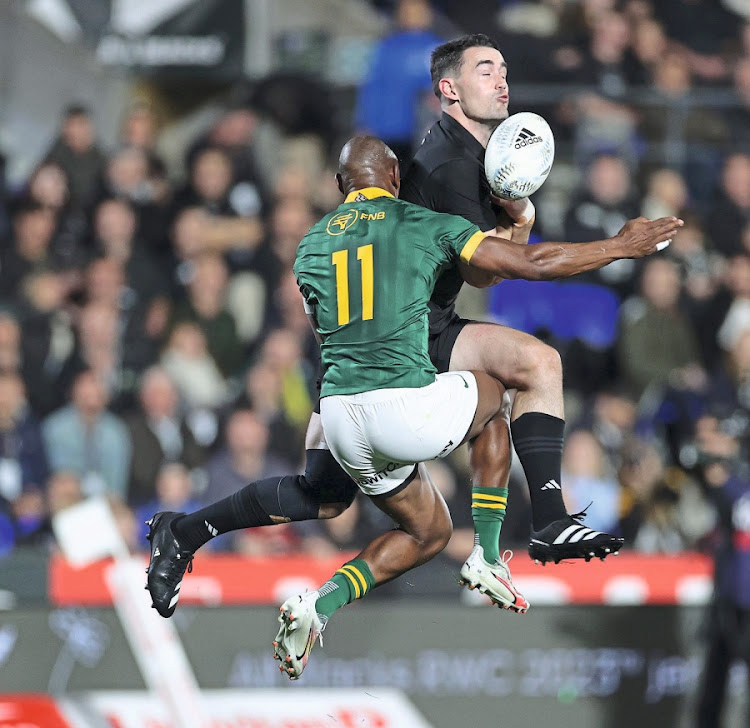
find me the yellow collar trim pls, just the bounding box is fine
[344,187,395,203]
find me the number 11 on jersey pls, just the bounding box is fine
[332,244,374,325]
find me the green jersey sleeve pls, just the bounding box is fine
[415,208,486,266]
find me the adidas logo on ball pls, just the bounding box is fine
[514,127,543,149]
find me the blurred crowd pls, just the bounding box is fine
[0,0,749,564]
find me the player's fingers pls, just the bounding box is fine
[645,219,681,242]
[650,216,683,232]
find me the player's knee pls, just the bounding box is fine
[521,339,561,382]
[424,509,453,558]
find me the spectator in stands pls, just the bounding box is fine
[667,215,727,371]
[125,366,204,506]
[708,153,750,257]
[573,386,639,469]
[75,302,124,405]
[42,370,131,500]
[26,161,86,253]
[179,147,236,215]
[641,168,689,220]
[169,201,263,272]
[175,144,265,251]
[92,198,166,303]
[562,429,621,533]
[700,330,750,446]
[0,372,49,503]
[187,105,270,218]
[273,270,314,341]
[560,11,643,164]
[717,254,750,353]
[43,104,106,213]
[693,413,750,728]
[0,149,7,241]
[257,329,313,431]
[570,10,644,91]
[261,198,317,296]
[630,17,668,83]
[618,257,704,400]
[355,0,442,162]
[564,154,640,298]
[618,436,709,551]
[15,273,78,417]
[0,201,63,300]
[102,147,151,205]
[724,56,750,151]
[201,408,296,510]
[26,470,86,549]
[0,313,22,376]
[119,101,164,171]
[101,146,173,253]
[169,253,242,378]
[82,257,159,387]
[653,0,736,82]
[234,362,305,467]
[46,471,84,517]
[135,463,203,546]
[640,49,728,199]
[160,321,228,413]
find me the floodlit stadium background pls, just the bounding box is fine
[0,0,749,726]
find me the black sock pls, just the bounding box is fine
[510,412,568,531]
[173,474,321,551]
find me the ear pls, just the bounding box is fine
[438,77,459,102]
[391,162,401,196]
[335,172,345,196]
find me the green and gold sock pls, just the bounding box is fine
[315,558,376,619]
[471,486,508,563]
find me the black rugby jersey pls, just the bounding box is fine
[400,112,500,334]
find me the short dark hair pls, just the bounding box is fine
[62,103,91,119]
[10,197,44,220]
[430,34,500,98]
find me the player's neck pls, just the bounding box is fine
[443,105,495,148]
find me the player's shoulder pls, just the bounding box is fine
[406,140,480,200]
[411,119,478,169]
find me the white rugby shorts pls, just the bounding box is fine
[319,371,478,496]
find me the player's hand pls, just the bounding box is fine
[614,216,683,258]
[491,195,536,225]
[490,195,535,226]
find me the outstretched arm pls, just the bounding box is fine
[461,198,535,288]
[464,216,682,282]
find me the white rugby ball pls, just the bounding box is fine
[485,111,555,200]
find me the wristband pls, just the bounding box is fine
[513,198,535,227]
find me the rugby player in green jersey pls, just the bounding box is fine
[271,136,681,678]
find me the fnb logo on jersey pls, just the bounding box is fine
[514,127,543,149]
[327,210,359,235]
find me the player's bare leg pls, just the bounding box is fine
[450,324,623,563]
[273,468,452,679]
[454,373,528,611]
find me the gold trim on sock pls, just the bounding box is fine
[341,565,368,596]
[335,568,361,598]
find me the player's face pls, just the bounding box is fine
[454,46,509,126]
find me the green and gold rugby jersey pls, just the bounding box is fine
[294,187,485,397]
